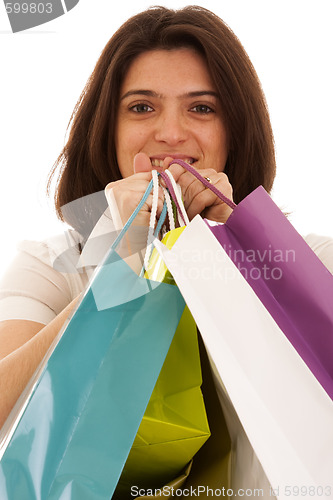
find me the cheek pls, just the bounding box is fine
[210,124,229,171]
[204,124,227,151]
[119,123,148,151]
[115,124,130,175]
[115,120,128,146]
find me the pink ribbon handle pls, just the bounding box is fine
[168,159,237,210]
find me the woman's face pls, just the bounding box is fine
[115,48,228,178]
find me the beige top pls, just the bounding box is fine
[0,209,332,325]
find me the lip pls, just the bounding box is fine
[149,154,197,162]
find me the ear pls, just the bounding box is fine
[134,153,152,173]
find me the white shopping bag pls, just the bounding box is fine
[154,215,333,500]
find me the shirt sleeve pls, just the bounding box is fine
[0,231,86,325]
[304,233,333,274]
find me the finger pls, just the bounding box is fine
[163,156,177,170]
[166,162,187,183]
[186,188,219,219]
[189,172,232,204]
[186,176,233,220]
[142,192,165,217]
[178,169,231,200]
[134,152,153,173]
[106,171,153,192]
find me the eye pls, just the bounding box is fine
[130,103,154,113]
[190,104,214,114]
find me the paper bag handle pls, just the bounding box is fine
[159,170,189,226]
[168,159,237,210]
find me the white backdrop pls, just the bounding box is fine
[0,0,332,278]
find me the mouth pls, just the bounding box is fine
[150,157,196,168]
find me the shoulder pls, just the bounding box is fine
[304,233,333,274]
[16,228,83,268]
[0,228,88,324]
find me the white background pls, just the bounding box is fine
[0,0,332,277]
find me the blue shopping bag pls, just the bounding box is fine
[0,181,185,500]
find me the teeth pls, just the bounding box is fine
[151,159,164,168]
[150,158,194,167]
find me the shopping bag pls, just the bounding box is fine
[136,334,234,499]
[0,249,185,500]
[115,306,210,497]
[136,331,273,499]
[168,159,333,399]
[0,181,186,500]
[114,228,210,497]
[154,215,333,498]
[209,185,333,399]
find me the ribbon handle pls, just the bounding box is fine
[169,159,237,210]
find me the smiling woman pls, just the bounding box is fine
[46,4,276,236]
[115,48,228,178]
[112,48,231,224]
[0,4,332,498]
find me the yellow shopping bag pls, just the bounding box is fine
[115,228,211,497]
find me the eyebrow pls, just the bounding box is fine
[120,90,219,100]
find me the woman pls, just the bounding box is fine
[0,4,332,437]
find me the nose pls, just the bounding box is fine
[154,109,189,146]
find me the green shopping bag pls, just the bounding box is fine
[115,228,211,497]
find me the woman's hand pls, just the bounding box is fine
[105,153,165,227]
[105,153,234,228]
[165,158,234,223]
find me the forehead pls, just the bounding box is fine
[120,48,216,95]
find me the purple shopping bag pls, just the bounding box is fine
[212,187,333,400]
[169,160,333,400]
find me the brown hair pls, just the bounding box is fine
[48,5,276,234]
